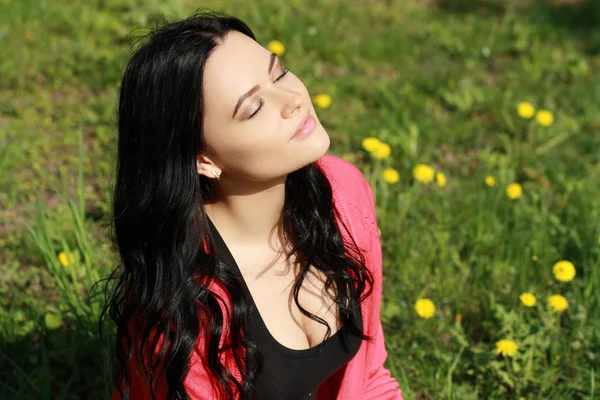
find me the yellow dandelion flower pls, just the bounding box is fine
[361,137,382,153]
[495,339,519,357]
[372,142,391,160]
[506,183,522,200]
[313,93,332,109]
[435,172,447,187]
[382,168,400,184]
[548,294,569,313]
[552,260,576,282]
[454,313,463,323]
[414,298,436,319]
[517,102,535,119]
[58,251,75,267]
[536,110,554,127]
[485,175,496,187]
[532,255,539,261]
[267,40,285,56]
[519,292,536,307]
[413,164,435,183]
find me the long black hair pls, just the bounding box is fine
[100,9,375,400]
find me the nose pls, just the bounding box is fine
[279,89,303,118]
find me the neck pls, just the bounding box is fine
[204,175,288,248]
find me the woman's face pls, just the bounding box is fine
[198,31,330,183]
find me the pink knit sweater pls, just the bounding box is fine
[112,154,403,400]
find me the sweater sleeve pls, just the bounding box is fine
[110,318,223,400]
[110,346,220,400]
[364,320,403,399]
[361,172,404,400]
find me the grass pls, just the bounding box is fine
[1,0,599,398]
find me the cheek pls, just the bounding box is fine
[215,125,287,172]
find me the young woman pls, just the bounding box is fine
[103,9,403,400]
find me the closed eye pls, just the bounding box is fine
[274,67,289,82]
[248,67,290,119]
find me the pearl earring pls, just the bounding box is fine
[212,169,220,180]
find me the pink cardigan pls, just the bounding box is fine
[112,154,403,400]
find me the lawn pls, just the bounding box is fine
[1,0,599,398]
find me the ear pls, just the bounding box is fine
[196,153,221,179]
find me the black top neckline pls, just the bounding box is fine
[207,216,361,359]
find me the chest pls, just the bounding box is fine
[231,247,343,351]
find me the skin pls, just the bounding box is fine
[196,31,340,350]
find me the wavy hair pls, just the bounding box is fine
[100,9,374,400]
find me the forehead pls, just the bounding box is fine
[203,31,270,113]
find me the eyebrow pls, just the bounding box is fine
[231,52,278,119]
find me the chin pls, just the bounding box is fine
[307,125,331,161]
[290,126,331,171]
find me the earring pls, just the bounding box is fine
[212,169,220,180]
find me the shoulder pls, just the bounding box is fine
[315,154,372,200]
[315,154,377,235]
[316,154,366,180]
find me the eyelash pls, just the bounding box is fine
[248,67,290,119]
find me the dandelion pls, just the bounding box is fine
[435,172,447,187]
[372,142,391,160]
[485,175,496,187]
[517,102,535,119]
[548,294,569,313]
[267,40,285,56]
[313,94,332,109]
[495,339,519,357]
[454,313,463,323]
[506,183,522,200]
[414,298,436,319]
[413,164,435,183]
[361,137,382,153]
[382,168,400,184]
[519,292,536,307]
[361,137,391,160]
[536,110,554,127]
[58,251,76,267]
[552,260,576,282]
[532,255,539,261]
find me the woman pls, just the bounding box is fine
[103,9,403,400]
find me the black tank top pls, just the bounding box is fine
[207,218,363,399]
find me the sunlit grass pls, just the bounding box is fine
[1,0,599,398]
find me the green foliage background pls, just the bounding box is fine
[1,0,599,398]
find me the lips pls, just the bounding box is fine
[291,110,316,140]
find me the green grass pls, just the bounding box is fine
[1,0,599,398]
